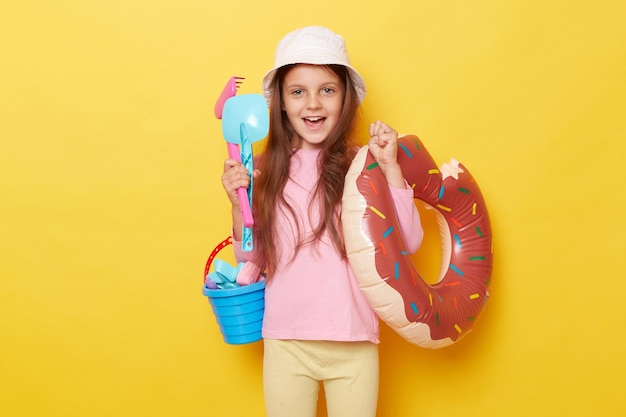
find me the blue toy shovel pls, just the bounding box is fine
[221,94,269,251]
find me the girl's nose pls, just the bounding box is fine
[306,93,322,109]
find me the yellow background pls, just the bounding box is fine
[2,1,625,416]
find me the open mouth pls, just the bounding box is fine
[303,116,326,128]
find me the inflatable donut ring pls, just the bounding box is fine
[342,135,493,349]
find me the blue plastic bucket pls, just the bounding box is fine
[202,279,265,345]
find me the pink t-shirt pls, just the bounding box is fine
[234,148,423,343]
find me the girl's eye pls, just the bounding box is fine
[291,89,304,96]
[322,87,334,94]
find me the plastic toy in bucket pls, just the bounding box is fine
[202,236,265,345]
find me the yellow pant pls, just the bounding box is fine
[263,339,379,417]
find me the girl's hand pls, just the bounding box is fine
[368,120,398,167]
[221,159,260,208]
[368,121,405,188]
[221,159,260,241]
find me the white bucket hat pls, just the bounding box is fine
[262,26,366,104]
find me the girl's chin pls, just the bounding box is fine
[297,137,327,149]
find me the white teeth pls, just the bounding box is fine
[305,117,323,121]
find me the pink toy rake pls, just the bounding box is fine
[214,77,269,251]
[214,76,253,228]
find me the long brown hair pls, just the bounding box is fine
[253,64,361,275]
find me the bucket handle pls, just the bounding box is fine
[203,236,232,282]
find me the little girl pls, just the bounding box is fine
[221,26,423,417]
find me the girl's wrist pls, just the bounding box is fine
[381,163,405,188]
